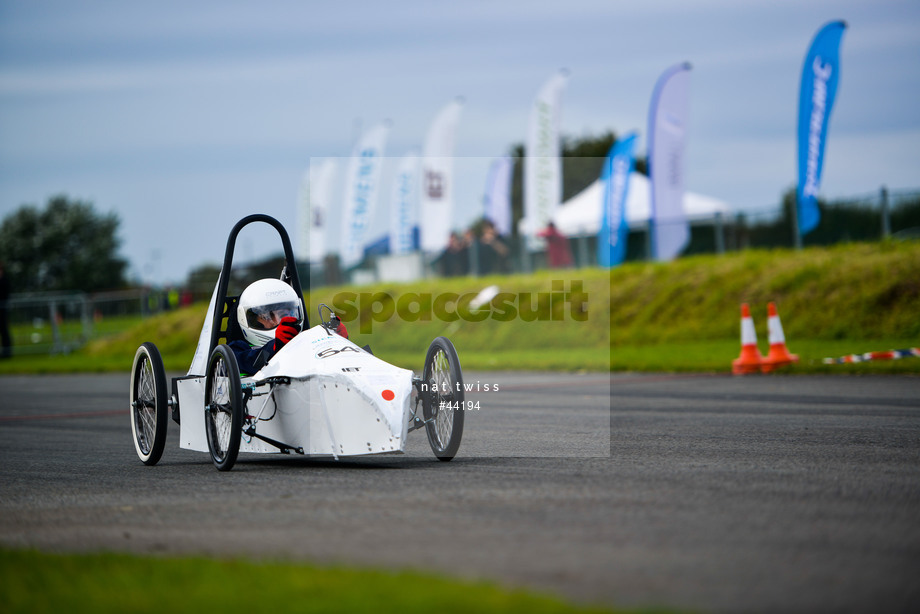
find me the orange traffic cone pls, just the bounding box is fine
[732,303,763,375]
[761,302,799,373]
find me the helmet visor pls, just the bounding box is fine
[245,301,303,331]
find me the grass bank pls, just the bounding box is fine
[1,242,918,375]
[0,549,631,614]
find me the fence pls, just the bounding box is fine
[502,186,920,272]
[322,186,920,285]
[4,288,178,356]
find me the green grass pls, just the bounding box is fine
[1,242,918,375]
[7,313,144,356]
[0,549,646,614]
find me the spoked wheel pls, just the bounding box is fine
[130,342,168,465]
[204,344,243,471]
[422,337,465,461]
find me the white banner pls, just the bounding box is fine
[483,155,513,237]
[524,70,568,239]
[648,62,692,261]
[389,152,419,255]
[419,98,463,253]
[303,158,337,263]
[296,170,311,262]
[340,123,389,269]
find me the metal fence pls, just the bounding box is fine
[336,186,920,284]
[4,288,177,356]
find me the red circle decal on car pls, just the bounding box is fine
[381,389,395,401]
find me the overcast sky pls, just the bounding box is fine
[1,0,918,285]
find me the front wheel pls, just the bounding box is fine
[130,342,168,465]
[204,344,243,471]
[422,337,465,461]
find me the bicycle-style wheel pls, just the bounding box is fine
[204,344,243,471]
[421,337,465,461]
[130,342,168,465]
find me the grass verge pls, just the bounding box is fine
[0,548,649,614]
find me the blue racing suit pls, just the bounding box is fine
[228,339,278,376]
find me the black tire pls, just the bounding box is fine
[422,337,465,461]
[204,344,243,471]
[130,342,168,466]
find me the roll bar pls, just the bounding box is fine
[207,214,308,357]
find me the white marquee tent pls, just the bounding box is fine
[550,172,732,237]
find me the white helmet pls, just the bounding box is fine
[237,279,303,346]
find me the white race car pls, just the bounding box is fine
[129,214,464,471]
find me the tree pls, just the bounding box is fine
[184,263,223,302]
[0,196,128,293]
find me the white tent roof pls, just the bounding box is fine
[550,172,732,237]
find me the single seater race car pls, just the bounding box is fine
[129,214,464,471]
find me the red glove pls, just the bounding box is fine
[335,321,348,339]
[273,316,300,352]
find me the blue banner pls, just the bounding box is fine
[598,132,637,267]
[797,21,846,236]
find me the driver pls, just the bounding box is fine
[231,279,304,375]
[231,278,347,375]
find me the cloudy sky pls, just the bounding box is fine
[1,0,918,284]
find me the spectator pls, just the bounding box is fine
[537,222,574,269]
[479,220,509,274]
[438,232,469,277]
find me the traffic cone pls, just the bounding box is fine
[761,302,799,373]
[732,303,763,375]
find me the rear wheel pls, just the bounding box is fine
[130,342,168,465]
[205,344,243,471]
[422,337,465,461]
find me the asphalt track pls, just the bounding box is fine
[1,371,919,613]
